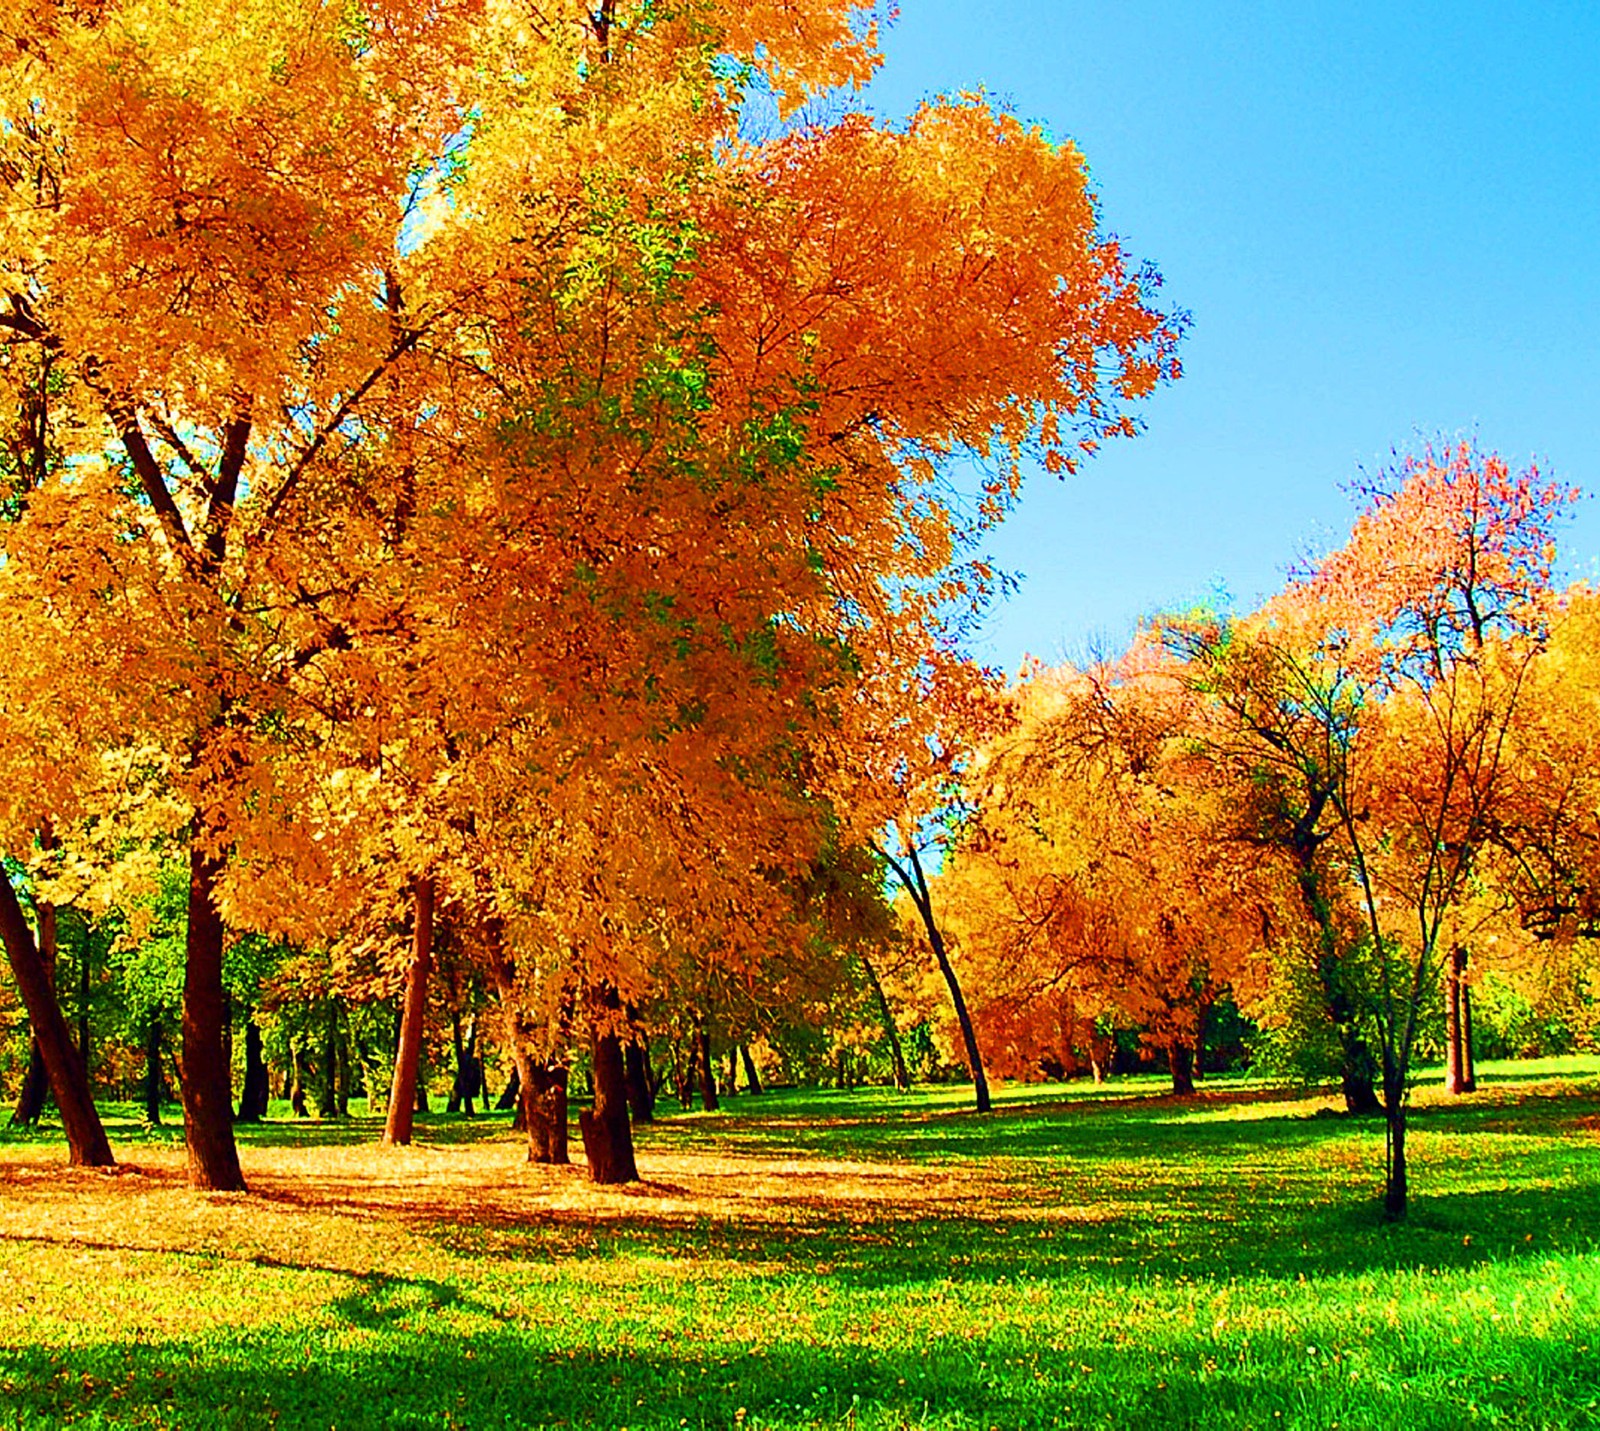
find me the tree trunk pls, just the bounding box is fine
[236,1016,270,1122]
[335,1004,351,1116]
[384,876,434,1146]
[725,1045,740,1096]
[696,1028,719,1111]
[448,1013,479,1116]
[624,1039,655,1123]
[496,1065,520,1112]
[1447,947,1476,1094]
[289,1039,308,1118]
[885,842,992,1114]
[1169,1040,1196,1096]
[861,952,910,1091]
[1383,1096,1408,1221]
[143,1012,164,1125]
[579,996,638,1185]
[10,1040,48,1127]
[180,844,245,1190]
[740,1044,764,1096]
[315,999,341,1118]
[1340,1038,1384,1115]
[526,1063,570,1163]
[0,870,114,1166]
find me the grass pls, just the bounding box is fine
[1,1060,1598,1429]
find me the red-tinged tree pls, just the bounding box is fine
[1260,442,1573,1219]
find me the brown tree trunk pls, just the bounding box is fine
[861,952,910,1091]
[236,1016,270,1122]
[384,876,434,1146]
[624,1039,655,1123]
[1169,1040,1196,1096]
[579,994,638,1184]
[1446,947,1476,1094]
[1461,971,1477,1092]
[696,1028,719,1111]
[740,1044,764,1096]
[0,870,114,1166]
[180,844,245,1190]
[526,1063,570,1163]
[725,1045,740,1096]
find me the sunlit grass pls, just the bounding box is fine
[1,1060,1597,1428]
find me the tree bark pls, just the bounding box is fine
[236,1016,270,1122]
[384,876,435,1146]
[861,952,910,1091]
[739,1044,764,1096]
[624,1039,655,1123]
[579,992,638,1184]
[448,1012,479,1115]
[10,862,59,1127]
[496,1065,520,1112]
[526,1062,570,1163]
[143,1012,164,1125]
[1383,1092,1408,1221]
[1446,946,1476,1094]
[696,1027,719,1111]
[0,870,114,1166]
[180,844,245,1190]
[725,1045,739,1096]
[1169,1040,1196,1096]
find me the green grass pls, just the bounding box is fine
[1,1060,1598,1428]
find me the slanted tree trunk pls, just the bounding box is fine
[384,876,435,1146]
[1169,1040,1196,1095]
[696,1027,719,1111]
[877,840,992,1114]
[180,845,245,1189]
[236,1016,270,1122]
[579,990,638,1185]
[860,952,910,1091]
[623,1039,654,1123]
[740,1044,764,1096]
[0,870,113,1166]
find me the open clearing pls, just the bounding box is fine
[2,1063,1598,1429]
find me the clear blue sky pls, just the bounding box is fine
[860,1,1600,669]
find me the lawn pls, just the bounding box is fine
[1,1061,1597,1429]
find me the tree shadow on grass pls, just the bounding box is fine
[1,1310,1593,1430]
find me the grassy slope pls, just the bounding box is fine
[0,1061,1597,1429]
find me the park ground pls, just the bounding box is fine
[1,1061,1598,1429]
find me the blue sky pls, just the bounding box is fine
[860,1,1600,669]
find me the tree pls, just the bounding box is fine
[1,1,1179,1192]
[1258,442,1571,1218]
